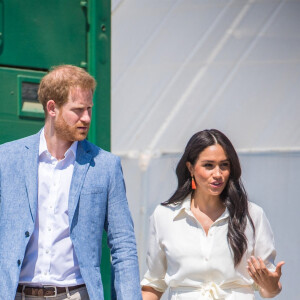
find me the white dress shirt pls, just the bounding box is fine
[19,129,84,286]
[141,196,276,300]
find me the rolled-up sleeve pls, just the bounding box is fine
[141,211,167,292]
[253,208,276,273]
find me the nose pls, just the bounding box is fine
[213,166,222,178]
[81,109,92,124]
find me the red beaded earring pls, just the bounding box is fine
[191,176,196,190]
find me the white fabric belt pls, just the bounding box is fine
[170,282,252,300]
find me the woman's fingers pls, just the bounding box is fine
[247,257,261,281]
[246,257,284,298]
[257,257,268,275]
[249,256,264,278]
[247,266,257,283]
[247,257,285,282]
[247,256,270,281]
[275,261,285,277]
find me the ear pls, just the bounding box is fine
[46,100,57,117]
[186,161,193,175]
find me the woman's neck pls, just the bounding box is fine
[191,191,224,215]
[190,192,225,235]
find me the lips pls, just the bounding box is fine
[77,126,88,131]
[210,182,224,188]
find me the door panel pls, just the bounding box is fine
[0,67,45,144]
[0,0,87,69]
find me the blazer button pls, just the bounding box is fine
[17,259,21,266]
[25,231,30,237]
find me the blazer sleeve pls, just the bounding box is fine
[105,156,142,300]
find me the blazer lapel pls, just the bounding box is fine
[23,132,40,222]
[68,140,92,227]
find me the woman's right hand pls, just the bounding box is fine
[247,256,285,298]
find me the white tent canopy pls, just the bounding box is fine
[112,1,300,299]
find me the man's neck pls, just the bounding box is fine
[44,124,72,160]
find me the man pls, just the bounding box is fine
[0,65,142,300]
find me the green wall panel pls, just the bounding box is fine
[0,1,112,298]
[0,0,87,69]
[0,67,45,144]
[0,119,43,143]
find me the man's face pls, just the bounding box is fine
[54,86,93,142]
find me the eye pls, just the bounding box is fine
[220,162,230,170]
[203,163,213,168]
[73,108,84,113]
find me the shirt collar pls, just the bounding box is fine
[173,194,230,222]
[66,139,78,158]
[172,195,192,220]
[39,128,78,159]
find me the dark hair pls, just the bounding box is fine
[162,129,255,266]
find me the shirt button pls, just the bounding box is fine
[44,271,47,275]
[25,231,30,237]
[46,250,49,254]
[17,259,21,266]
[205,257,208,261]
[48,227,51,231]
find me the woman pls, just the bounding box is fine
[141,129,284,300]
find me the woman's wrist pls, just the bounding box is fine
[259,283,282,298]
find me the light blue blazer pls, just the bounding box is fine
[0,132,142,300]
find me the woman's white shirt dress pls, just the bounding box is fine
[141,196,276,300]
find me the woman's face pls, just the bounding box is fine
[187,144,230,198]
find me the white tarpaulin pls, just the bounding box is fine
[112,1,300,299]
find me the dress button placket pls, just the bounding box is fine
[205,226,215,262]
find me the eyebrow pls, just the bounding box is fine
[201,159,229,163]
[73,104,94,108]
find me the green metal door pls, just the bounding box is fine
[0,0,87,69]
[0,67,46,142]
[0,1,111,298]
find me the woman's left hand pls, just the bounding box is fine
[247,256,285,298]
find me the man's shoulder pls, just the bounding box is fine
[0,132,39,154]
[81,139,119,162]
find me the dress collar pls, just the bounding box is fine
[172,194,230,222]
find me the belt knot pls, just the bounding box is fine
[197,282,228,299]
